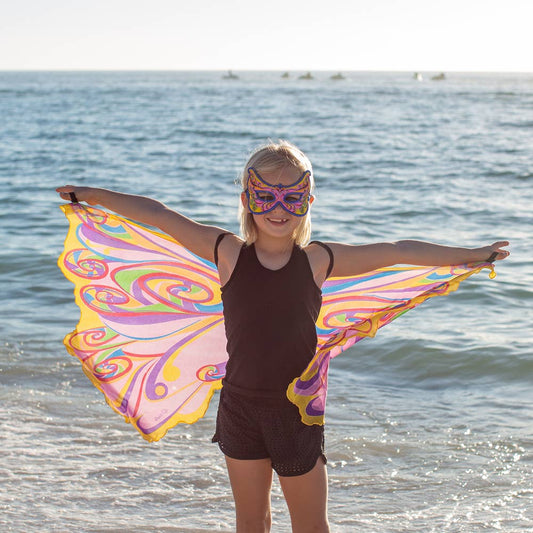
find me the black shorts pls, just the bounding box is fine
[212,385,326,477]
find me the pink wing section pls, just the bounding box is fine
[288,263,496,425]
[58,204,227,441]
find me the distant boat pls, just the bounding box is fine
[330,72,345,80]
[299,72,314,80]
[222,70,239,80]
[431,72,446,81]
[281,71,290,79]
[413,72,423,81]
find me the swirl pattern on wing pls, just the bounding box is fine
[59,203,228,442]
[64,249,109,279]
[287,263,496,425]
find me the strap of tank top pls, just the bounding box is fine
[309,240,334,279]
[214,232,231,266]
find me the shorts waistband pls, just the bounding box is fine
[222,380,289,401]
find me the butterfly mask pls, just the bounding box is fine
[246,167,311,217]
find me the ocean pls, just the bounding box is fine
[0,70,531,532]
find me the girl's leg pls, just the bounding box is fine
[225,456,273,533]
[278,458,330,533]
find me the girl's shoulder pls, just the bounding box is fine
[303,241,334,287]
[215,232,245,286]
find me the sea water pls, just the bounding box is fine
[0,71,532,532]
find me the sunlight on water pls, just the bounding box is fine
[0,71,532,532]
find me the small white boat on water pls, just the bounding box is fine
[222,70,239,80]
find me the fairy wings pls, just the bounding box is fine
[58,203,495,441]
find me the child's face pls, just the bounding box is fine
[241,165,314,239]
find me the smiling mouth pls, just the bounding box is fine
[267,217,289,225]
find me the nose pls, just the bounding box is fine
[270,202,288,216]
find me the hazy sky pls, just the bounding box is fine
[1,0,531,71]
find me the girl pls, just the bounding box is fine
[57,140,509,533]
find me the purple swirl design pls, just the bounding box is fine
[81,286,131,310]
[133,269,218,313]
[64,249,108,279]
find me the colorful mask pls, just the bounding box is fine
[246,167,311,216]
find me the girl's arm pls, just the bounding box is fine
[56,185,228,262]
[325,240,510,278]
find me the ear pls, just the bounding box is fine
[241,191,249,210]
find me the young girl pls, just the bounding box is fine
[57,140,509,533]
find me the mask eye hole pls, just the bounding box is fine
[284,194,302,204]
[257,192,275,202]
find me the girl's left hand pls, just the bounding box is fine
[484,241,510,262]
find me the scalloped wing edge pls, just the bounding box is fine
[287,262,496,426]
[58,203,223,442]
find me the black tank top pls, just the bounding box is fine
[218,241,327,397]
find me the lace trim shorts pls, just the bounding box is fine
[212,385,327,477]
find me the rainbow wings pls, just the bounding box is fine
[59,204,226,442]
[59,203,495,441]
[289,264,495,425]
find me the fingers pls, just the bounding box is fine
[57,192,76,202]
[495,250,510,260]
[489,241,510,261]
[492,240,510,249]
[56,185,81,203]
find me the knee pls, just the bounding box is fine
[292,518,330,533]
[236,511,272,533]
[314,521,330,533]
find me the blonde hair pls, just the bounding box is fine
[239,140,315,245]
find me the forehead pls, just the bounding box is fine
[254,166,304,187]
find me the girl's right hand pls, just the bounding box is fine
[56,185,99,205]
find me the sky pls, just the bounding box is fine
[1,0,532,72]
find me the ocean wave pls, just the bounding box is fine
[334,339,532,388]
[498,120,533,129]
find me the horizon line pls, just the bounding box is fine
[1,68,532,74]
